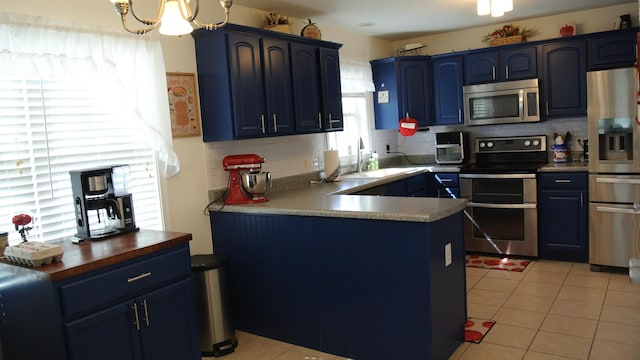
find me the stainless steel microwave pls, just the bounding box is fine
[463,78,540,126]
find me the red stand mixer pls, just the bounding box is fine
[223,154,272,204]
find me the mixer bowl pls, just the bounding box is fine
[241,171,272,195]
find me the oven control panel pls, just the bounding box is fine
[475,135,547,153]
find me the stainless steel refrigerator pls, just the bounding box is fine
[588,67,640,270]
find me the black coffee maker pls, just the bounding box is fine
[70,165,138,239]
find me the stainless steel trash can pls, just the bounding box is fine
[191,254,237,357]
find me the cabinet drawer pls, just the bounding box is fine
[434,173,459,187]
[538,172,587,189]
[59,245,191,318]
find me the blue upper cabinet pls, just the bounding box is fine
[290,45,343,133]
[432,55,464,125]
[319,48,344,131]
[192,24,342,141]
[464,45,537,84]
[370,57,432,130]
[588,28,638,70]
[541,39,587,118]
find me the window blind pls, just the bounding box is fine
[0,76,162,243]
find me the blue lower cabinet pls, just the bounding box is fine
[210,211,467,360]
[538,172,589,262]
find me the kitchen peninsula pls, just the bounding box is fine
[0,230,200,360]
[209,168,468,360]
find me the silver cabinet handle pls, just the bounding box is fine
[272,114,278,132]
[505,65,509,80]
[554,179,572,183]
[546,101,549,116]
[127,272,152,283]
[492,66,496,80]
[458,108,462,122]
[328,113,333,129]
[132,303,140,330]
[260,115,266,134]
[318,113,322,129]
[142,299,150,327]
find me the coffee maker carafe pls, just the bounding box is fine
[70,165,138,239]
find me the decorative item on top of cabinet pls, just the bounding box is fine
[560,23,576,37]
[301,19,321,40]
[263,11,291,34]
[482,24,536,47]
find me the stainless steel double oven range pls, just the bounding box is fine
[460,135,548,257]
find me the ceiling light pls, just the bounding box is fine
[109,0,233,35]
[477,0,513,17]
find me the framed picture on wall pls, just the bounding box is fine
[166,72,201,138]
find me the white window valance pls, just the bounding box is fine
[340,61,375,94]
[0,12,179,178]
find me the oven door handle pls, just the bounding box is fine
[595,177,640,185]
[459,173,536,179]
[468,202,537,209]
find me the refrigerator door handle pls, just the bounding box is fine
[596,177,640,185]
[596,205,640,214]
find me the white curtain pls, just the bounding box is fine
[340,61,375,94]
[0,12,180,178]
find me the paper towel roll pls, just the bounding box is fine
[324,150,340,182]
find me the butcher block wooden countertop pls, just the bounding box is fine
[0,230,192,281]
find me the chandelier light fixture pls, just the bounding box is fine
[477,0,513,17]
[109,0,233,36]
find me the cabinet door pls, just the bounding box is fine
[138,279,200,360]
[500,46,537,80]
[541,40,587,118]
[399,59,432,128]
[539,189,588,262]
[65,300,142,360]
[464,50,498,84]
[432,56,463,125]
[261,38,295,135]
[319,48,344,131]
[588,30,638,70]
[371,59,401,129]
[228,33,267,137]
[291,43,323,133]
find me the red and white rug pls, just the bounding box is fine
[465,318,496,343]
[466,255,530,272]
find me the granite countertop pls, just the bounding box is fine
[209,165,468,224]
[539,160,589,172]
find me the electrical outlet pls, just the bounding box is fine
[386,144,391,153]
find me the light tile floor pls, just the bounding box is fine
[203,259,640,360]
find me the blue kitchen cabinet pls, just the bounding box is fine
[588,28,638,70]
[291,45,344,132]
[0,235,200,360]
[538,172,589,262]
[370,57,433,129]
[193,24,342,140]
[193,30,294,140]
[210,211,466,360]
[433,172,460,199]
[541,39,587,118]
[432,55,464,125]
[463,45,537,84]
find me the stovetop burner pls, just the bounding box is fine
[460,135,548,174]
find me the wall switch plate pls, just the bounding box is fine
[445,243,452,267]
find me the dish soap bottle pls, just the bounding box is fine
[372,151,379,170]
